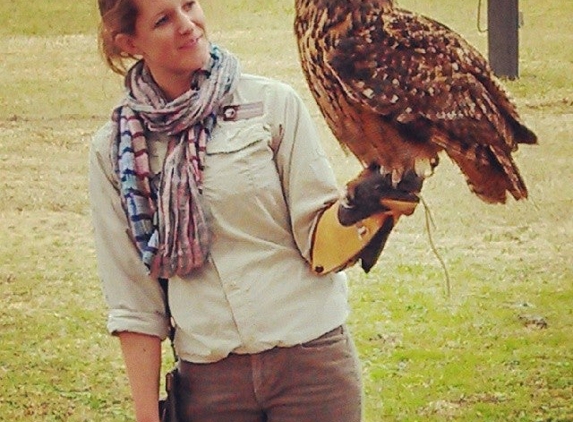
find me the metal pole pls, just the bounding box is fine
[487,0,519,79]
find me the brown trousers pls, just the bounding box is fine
[176,325,362,422]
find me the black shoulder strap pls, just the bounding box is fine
[158,278,177,361]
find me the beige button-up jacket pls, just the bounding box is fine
[89,74,350,363]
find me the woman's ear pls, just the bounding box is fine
[114,33,141,56]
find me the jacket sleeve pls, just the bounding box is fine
[268,84,404,274]
[88,122,170,339]
[268,83,341,261]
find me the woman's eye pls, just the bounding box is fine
[154,15,168,27]
[182,1,195,11]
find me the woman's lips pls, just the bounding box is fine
[179,35,202,49]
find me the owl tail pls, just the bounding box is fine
[447,144,529,204]
[510,117,538,147]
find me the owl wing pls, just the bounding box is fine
[322,6,530,156]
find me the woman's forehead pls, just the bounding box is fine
[135,0,187,15]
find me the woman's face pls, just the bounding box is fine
[118,0,210,96]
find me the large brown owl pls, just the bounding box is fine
[294,0,537,204]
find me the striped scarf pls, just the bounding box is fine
[111,44,240,279]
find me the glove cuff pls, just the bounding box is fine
[311,200,398,274]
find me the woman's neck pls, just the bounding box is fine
[153,71,192,101]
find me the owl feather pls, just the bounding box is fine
[294,0,536,203]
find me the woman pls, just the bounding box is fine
[90,0,420,421]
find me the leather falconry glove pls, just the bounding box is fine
[311,164,423,274]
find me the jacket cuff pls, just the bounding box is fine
[107,309,170,340]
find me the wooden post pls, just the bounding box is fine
[487,0,519,79]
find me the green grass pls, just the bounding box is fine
[0,1,99,36]
[1,0,572,420]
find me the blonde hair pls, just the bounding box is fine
[97,0,139,75]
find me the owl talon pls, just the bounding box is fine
[414,157,439,178]
[391,169,403,188]
[340,165,424,226]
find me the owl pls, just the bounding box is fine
[294,0,536,203]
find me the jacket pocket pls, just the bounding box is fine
[207,119,272,155]
[203,120,278,199]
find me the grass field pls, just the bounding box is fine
[0,0,571,420]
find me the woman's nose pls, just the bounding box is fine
[177,10,196,34]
